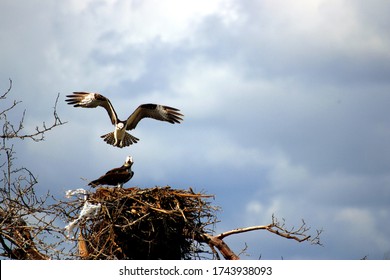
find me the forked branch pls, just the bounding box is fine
[0,79,67,141]
[193,214,322,260]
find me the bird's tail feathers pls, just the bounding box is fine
[88,180,99,188]
[100,132,139,148]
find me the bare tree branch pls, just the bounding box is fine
[0,78,12,99]
[1,79,70,259]
[194,232,240,260]
[0,79,67,142]
[215,215,322,246]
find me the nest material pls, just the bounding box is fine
[79,186,217,260]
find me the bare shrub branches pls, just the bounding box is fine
[0,79,66,142]
[0,79,68,259]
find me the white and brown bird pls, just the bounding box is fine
[66,92,183,148]
[88,156,134,188]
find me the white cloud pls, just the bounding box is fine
[66,0,235,45]
[334,207,390,251]
[336,207,373,226]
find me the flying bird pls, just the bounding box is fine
[88,156,134,188]
[65,92,183,148]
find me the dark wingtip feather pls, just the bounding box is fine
[65,97,81,106]
[65,99,77,104]
[65,92,92,106]
[167,109,184,123]
[164,105,181,112]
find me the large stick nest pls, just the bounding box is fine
[77,186,218,260]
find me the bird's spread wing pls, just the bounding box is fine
[65,92,118,125]
[125,103,183,130]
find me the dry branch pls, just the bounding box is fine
[1,79,69,259]
[0,79,67,141]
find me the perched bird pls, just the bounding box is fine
[88,156,134,188]
[65,92,183,148]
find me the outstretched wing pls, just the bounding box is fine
[125,103,183,130]
[65,92,118,125]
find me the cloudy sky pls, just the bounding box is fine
[1,0,390,260]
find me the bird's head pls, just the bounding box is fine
[124,156,134,167]
[116,122,125,130]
